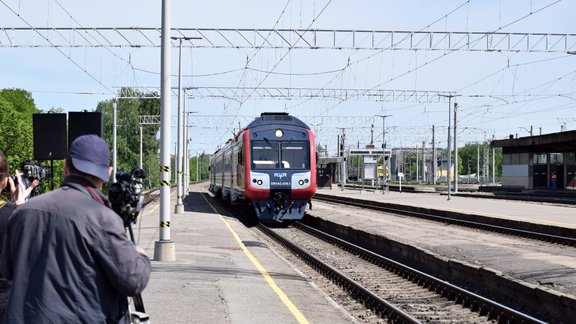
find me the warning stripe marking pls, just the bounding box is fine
[201,193,309,324]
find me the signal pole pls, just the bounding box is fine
[376,114,391,194]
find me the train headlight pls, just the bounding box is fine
[292,172,311,189]
[275,129,284,138]
[257,180,263,185]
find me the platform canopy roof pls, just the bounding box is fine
[492,130,576,153]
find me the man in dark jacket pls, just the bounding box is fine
[0,135,151,323]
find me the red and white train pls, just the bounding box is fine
[209,112,316,220]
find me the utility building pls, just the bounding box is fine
[492,130,576,190]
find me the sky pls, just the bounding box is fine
[1,0,575,155]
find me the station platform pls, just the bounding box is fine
[318,186,576,230]
[135,184,352,324]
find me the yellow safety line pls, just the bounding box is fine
[202,194,309,324]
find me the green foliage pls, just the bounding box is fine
[96,88,161,189]
[457,143,503,178]
[0,88,39,180]
[189,153,210,182]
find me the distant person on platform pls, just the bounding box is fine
[551,171,558,189]
[0,135,151,323]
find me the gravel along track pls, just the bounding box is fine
[263,226,497,323]
[299,199,576,322]
[308,199,576,297]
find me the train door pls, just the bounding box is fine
[533,153,547,188]
[567,152,576,189]
[567,166,576,189]
[550,153,564,189]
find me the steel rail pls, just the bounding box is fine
[256,223,420,323]
[294,222,546,324]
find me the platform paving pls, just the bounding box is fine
[135,184,353,323]
[320,186,576,229]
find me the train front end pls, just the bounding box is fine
[243,113,316,220]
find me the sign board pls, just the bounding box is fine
[364,156,377,164]
[349,148,391,156]
[364,165,376,180]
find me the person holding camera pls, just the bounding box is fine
[0,150,31,321]
[0,135,151,323]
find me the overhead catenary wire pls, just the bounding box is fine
[316,0,565,121]
[0,0,115,94]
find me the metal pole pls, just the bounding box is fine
[454,102,458,193]
[139,125,143,169]
[416,144,419,182]
[376,115,391,194]
[477,143,480,183]
[196,152,200,182]
[340,129,346,191]
[422,141,426,183]
[184,109,189,195]
[432,125,436,185]
[438,94,458,200]
[447,97,452,200]
[492,134,496,184]
[154,0,175,262]
[175,38,184,214]
[112,100,117,183]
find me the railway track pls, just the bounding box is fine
[314,193,576,246]
[257,222,544,323]
[205,191,544,323]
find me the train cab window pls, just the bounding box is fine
[281,141,309,169]
[252,140,309,170]
[252,141,279,170]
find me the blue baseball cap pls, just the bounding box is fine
[68,135,110,181]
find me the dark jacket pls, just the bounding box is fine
[0,176,151,323]
[0,199,16,257]
[0,200,17,320]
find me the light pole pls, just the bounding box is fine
[155,0,175,262]
[454,102,458,193]
[173,37,186,214]
[376,114,391,194]
[112,100,117,183]
[184,110,198,193]
[172,36,201,214]
[439,94,459,200]
[518,126,533,136]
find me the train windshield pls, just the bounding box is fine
[252,140,309,170]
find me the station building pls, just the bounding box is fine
[492,130,576,190]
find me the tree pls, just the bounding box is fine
[96,88,161,189]
[0,88,42,182]
[189,153,210,182]
[458,142,503,182]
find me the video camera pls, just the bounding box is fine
[107,167,149,320]
[108,167,147,228]
[1,161,50,198]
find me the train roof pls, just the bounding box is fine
[245,112,310,130]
